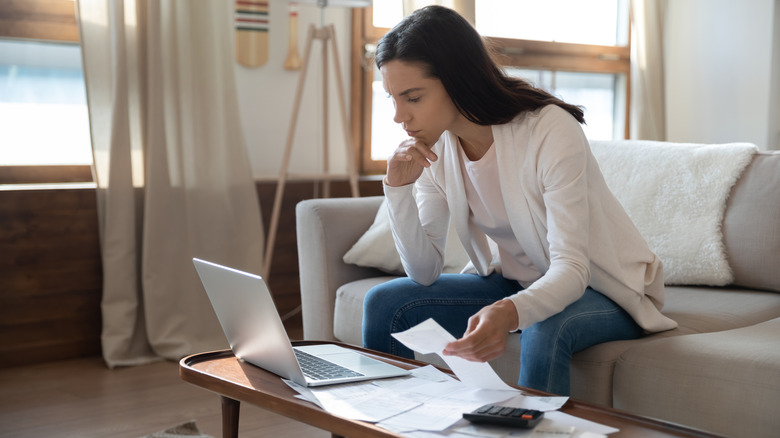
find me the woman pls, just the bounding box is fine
[361,6,677,396]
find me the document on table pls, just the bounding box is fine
[287,365,517,430]
[391,318,518,391]
[376,369,521,432]
[284,377,423,423]
[284,317,620,436]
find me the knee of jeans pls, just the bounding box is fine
[364,278,416,311]
[521,317,572,351]
[522,319,552,340]
[363,283,390,316]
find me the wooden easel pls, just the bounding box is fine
[264,23,360,279]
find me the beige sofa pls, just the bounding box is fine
[295,141,780,438]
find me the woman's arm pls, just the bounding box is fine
[506,107,592,331]
[384,168,451,285]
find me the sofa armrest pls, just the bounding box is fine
[296,196,386,340]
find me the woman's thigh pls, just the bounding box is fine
[519,288,643,393]
[522,287,644,353]
[362,272,520,354]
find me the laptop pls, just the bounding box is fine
[192,258,410,387]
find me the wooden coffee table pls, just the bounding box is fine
[179,341,720,438]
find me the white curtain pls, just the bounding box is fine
[630,0,668,140]
[77,0,265,367]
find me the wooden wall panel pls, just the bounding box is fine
[0,0,79,42]
[0,179,382,367]
[0,188,103,367]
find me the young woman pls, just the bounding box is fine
[361,5,677,396]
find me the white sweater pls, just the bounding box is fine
[383,105,677,333]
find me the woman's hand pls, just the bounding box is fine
[385,138,438,187]
[442,299,519,362]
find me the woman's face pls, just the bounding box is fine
[380,60,461,146]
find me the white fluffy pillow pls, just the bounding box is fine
[343,199,469,275]
[590,140,756,286]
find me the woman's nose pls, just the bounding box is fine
[393,103,409,124]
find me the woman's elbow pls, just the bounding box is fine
[404,263,442,287]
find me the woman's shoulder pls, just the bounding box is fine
[495,105,588,163]
[506,104,578,127]
[495,105,582,143]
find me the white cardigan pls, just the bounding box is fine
[384,105,677,333]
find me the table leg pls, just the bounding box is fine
[221,396,240,438]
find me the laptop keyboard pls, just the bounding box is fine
[294,349,364,381]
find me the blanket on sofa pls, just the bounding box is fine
[589,140,757,286]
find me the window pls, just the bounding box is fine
[0,0,93,185]
[0,40,92,166]
[351,0,630,174]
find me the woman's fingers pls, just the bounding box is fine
[397,139,437,166]
[442,300,518,362]
[386,138,437,186]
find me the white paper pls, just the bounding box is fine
[499,393,569,412]
[307,380,423,423]
[391,318,519,391]
[544,411,619,436]
[376,373,517,432]
[456,420,575,437]
[283,379,324,409]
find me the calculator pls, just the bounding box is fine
[463,404,544,428]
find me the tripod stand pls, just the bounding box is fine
[264,22,360,279]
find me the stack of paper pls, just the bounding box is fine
[286,318,618,437]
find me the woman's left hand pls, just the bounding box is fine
[442,299,518,362]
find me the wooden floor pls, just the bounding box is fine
[0,321,330,438]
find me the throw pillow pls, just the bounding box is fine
[590,140,757,286]
[343,199,469,275]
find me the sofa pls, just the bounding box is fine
[295,140,780,438]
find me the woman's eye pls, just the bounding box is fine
[407,96,421,103]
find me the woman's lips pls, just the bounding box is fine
[405,129,420,137]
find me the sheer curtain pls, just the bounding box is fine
[630,0,668,140]
[77,0,265,367]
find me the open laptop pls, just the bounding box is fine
[192,258,410,387]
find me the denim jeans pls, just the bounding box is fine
[362,272,643,395]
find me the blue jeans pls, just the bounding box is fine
[362,272,644,395]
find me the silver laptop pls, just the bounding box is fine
[192,258,410,387]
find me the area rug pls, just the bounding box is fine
[142,420,213,438]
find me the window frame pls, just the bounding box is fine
[350,6,631,175]
[0,0,92,184]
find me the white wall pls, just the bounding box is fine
[234,1,353,179]
[665,0,780,150]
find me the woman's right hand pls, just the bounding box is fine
[385,138,438,187]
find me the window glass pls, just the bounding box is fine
[0,39,92,166]
[372,0,404,28]
[504,68,626,141]
[370,65,407,161]
[476,0,629,46]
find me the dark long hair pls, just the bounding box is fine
[375,5,585,125]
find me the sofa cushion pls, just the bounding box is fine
[723,151,780,292]
[333,276,398,345]
[613,317,780,438]
[661,285,780,334]
[570,285,780,407]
